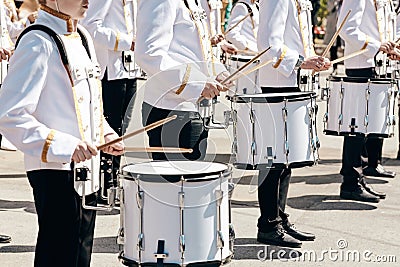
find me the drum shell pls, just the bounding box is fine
[231,92,318,169]
[227,55,261,96]
[121,161,231,265]
[324,76,396,137]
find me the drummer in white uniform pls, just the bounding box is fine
[136,0,232,161]
[338,0,399,203]
[0,0,124,266]
[225,0,259,54]
[81,0,140,191]
[256,0,330,248]
[201,0,238,59]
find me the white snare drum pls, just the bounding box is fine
[324,76,396,137]
[120,161,232,266]
[227,55,260,95]
[229,92,319,169]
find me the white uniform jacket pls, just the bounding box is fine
[0,10,114,195]
[257,0,314,87]
[226,0,259,53]
[136,0,226,112]
[338,0,396,69]
[81,0,140,80]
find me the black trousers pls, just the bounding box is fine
[340,68,383,189]
[101,71,137,186]
[257,168,291,232]
[27,170,97,267]
[256,86,299,231]
[142,102,208,161]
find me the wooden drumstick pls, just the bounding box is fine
[231,59,274,81]
[221,46,272,84]
[224,12,253,35]
[97,115,177,150]
[196,46,271,103]
[124,147,193,153]
[330,49,367,65]
[312,9,352,76]
[321,10,352,58]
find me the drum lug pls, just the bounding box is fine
[137,233,144,251]
[179,235,185,252]
[136,191,144,209]
[217,230,225,249]
[338,114,343,126]
[251,141,257,156]
[323,112,328,123]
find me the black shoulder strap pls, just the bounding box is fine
[15,24,69,65]
[237,1,258,17]
[15,24,92,66]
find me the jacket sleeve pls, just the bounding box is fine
[135,0,207,101]
[0,33,81,163]
[338,0,380,57]
[81,0,133,52]
[226,3,250,50]
[257,0,299,77]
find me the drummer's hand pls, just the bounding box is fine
[388,47,400,60]
[72,141,98,163]
[210,34,225,46]
[320,57,332,71]
[201,81,222,99]
[216,71,235,91]
[221,41,238,54]
[379,41,396,54]
[301,56,329,71]
[0,48,12,61]
[27,11,38,23]
[102,133,124,156]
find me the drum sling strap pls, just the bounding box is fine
[15,24,92,80]
[236,1,259,16]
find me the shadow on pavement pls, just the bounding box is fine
[231,195,378,211]
[93,236,119,253]
[290,174,388,185]
[0,199,35,214]
[0,236,120,254]
[287,195,378,211]
[233,238,302,260]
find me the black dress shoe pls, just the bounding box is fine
[257,224,302,248]
[340,186,380,203]
[363,165,396,178]
[359,178,386,199]
[0,234,11,243]
[282,221,315,241]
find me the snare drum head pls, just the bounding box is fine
[122,161,229,182]
[230,91,316,103]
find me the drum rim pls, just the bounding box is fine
[228,91,316,103]
[229,55,259,62]
[329,76,394,83]
[120,161,231,182]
